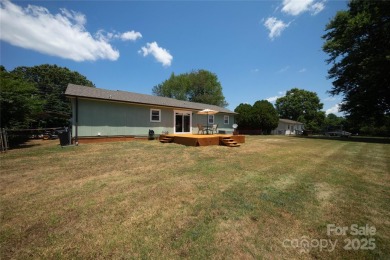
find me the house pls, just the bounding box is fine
[65,84,237,141]
[271,119,304,135]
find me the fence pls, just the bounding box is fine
[1,128,9,152]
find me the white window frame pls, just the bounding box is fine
[150,109,161,122]
[174,110,192,134]
[208,115,214,124]
[224,115,229,124]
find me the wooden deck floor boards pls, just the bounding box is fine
[159,134,245,147]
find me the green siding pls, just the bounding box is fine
[72,99,173,137]
[71,98,235,137]
[192,114,235,133]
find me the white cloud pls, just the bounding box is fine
[120,30,142,41]
[0,0,120,61]
[95,30,112,42]
[298,68,307,73]
[95,29,142,42]
[266,91,286,103]
[326,103,340,115]
[266,96,280,103]
[139,42,173,67]
[263,17,290,40]
[281,0,325,16]
[262,1,325,42]
[282,0,313,16]
[310,2,325,16]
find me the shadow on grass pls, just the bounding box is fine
[7,139,60,151]
[293,135,390,144]
[8,143,43,150]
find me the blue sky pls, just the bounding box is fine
[0,0,348,115]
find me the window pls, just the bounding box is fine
[208,115,214,124]
[150,109,161,122]
[224,115,229,124]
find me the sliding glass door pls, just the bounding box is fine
[174,110,192,134]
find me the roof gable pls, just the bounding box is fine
[65,84,236,114]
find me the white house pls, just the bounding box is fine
[271,119,304,135]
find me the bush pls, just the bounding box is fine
[360,125,390,137]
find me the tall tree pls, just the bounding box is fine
[234,103,254,129]
[10,64,95,127]
[275,88,325,132]
[252,100,279,134]
[153,70,228,107]
[152,73,189,100]
[322,0,390,127]
[0,68,43,129]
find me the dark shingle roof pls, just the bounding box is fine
[65,84,236,114]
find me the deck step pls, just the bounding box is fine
[221,138,240,147]
[160,137,174,143]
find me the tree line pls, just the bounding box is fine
[150,71,372,135]
[234,88,353,135]
[0,64,94,130]
[1,0,389,137]
[1,64,388,138]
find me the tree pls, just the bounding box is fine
[324,113,346,131]
[322,0,390,127]
[234,103,254,129]
[153,70,228,107]
[234,100,279,134]
[152,73,190,100]
[252,100,279,134]
[10,64,95,127]
[0,68,43,129]
[275,88,325,132]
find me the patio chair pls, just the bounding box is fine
[197,124,205,134]
[210,124,218,134]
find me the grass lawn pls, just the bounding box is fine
[1,136,389,259]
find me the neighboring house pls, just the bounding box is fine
[65,84,236,140]
[271,119,304,135]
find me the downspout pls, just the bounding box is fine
[75,97,79,145]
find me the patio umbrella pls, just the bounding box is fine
[197,109,218,134]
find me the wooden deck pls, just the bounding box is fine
[159,134,245,147]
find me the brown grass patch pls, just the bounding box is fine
[314,183,333,203]
[1,136,389,259]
